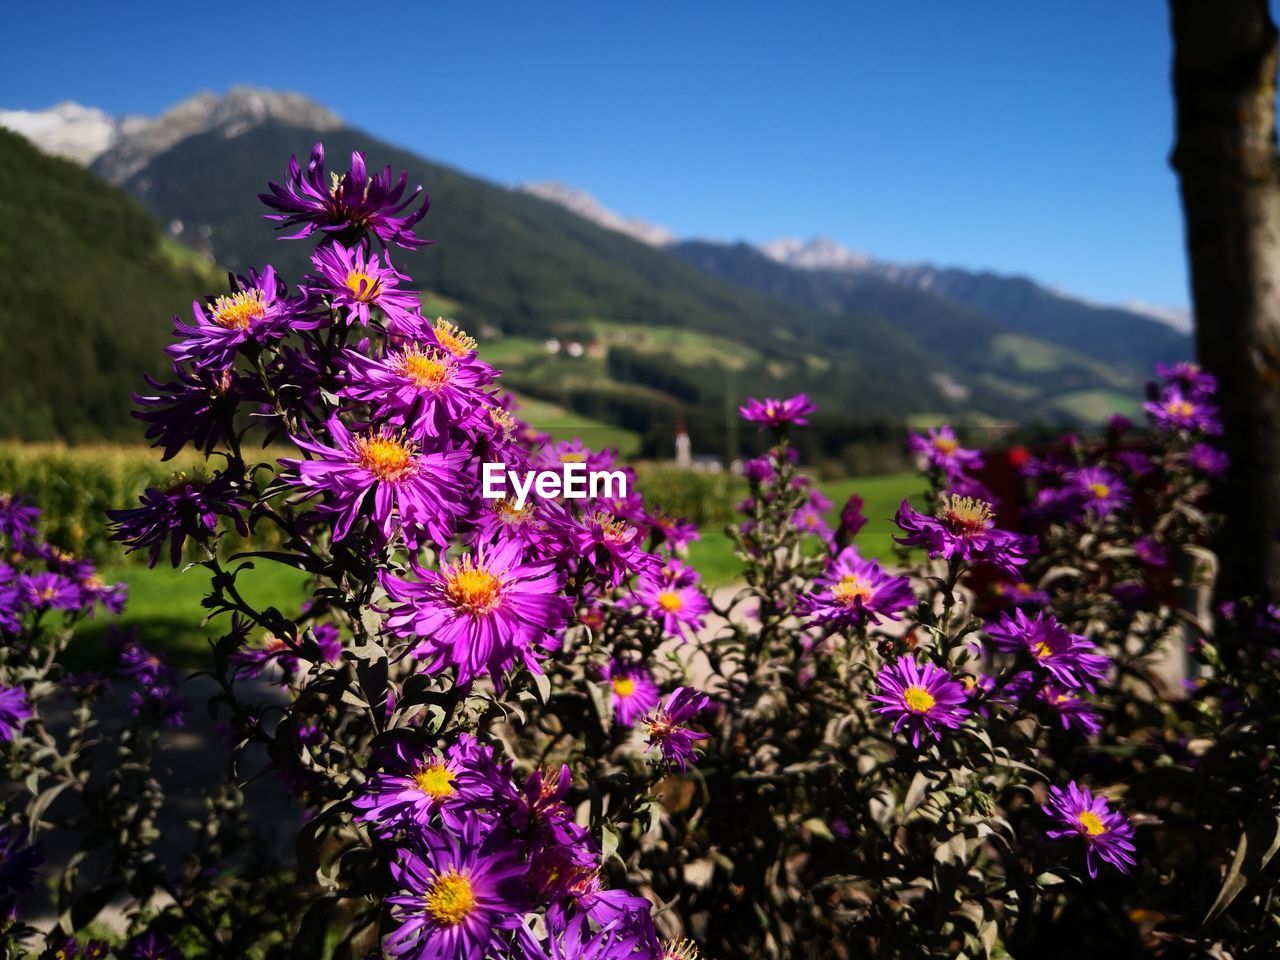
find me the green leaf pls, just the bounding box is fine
[1205,805,1280,925]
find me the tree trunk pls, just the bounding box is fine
[1170,0,1280,603]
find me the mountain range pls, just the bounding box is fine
[1,87,1193,455]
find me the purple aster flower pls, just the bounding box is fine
[800,547,915,629]
[1186,442,1229,478]
[284,417,468,550]
[642,687,711,772]
[33,544,96,581]
[1134,536,1170,568]
[894,495,1035,577]
[986,610,1110,690]
[1144,386,1221,434]
[354,735,497,832]
[1115,449,1155,478]
[989,578,1051,608]
[128,685,185,728]
[39,938,78,960]
[471,492,568,557]
[1111,580,1151,611]
[307,241,420,326]
[633,575,710,639]
[384,820,527,960]
[126,932,182,960]
[0,829,40,911]
[738,394,816,429]
[1044,781,1137,878]
[742,455,775,484]
[869,658,970,747]
[570,510,657,587]
[1156,361,1217,400]
[108,473,247,567]
[231,626,342,683]
[20,572,82,611]
[0,685,32,741]
[600,658,661,727]
[0,492,39,546]
[260,142,430,249]
[422,316,485,361]
[908,425,984,478]
[116,638,171,685]
[1108,414,1133,434]
[835,493,867,549]
[647,512,699,553]
[381,539,569,684]
[79,574,127,615]
[132,365,243,461]
[655,557,701,589]
[532,438,619,478]
[1067,466,1128,518]
[1038,685,1103,736]
[1028,484,1088,525]
[343,342,492,440]
[791,503,834,544]
[167,266,311,370]
[518,913,651,960]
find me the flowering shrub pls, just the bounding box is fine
[4,142,1279,959]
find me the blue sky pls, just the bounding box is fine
[2,1,1217,309]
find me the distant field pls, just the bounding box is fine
[508,391,642,456]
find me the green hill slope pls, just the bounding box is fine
[0,129,219,441]
[672,240,1149,419]
[94,121,1019,454]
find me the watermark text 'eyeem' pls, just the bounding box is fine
[481,462,628,508]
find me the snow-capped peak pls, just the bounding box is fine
[520,181,675,247]
[0,101,145,165]
[2,87,343,182]
[759,236,874,272]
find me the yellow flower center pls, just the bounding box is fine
[444,561,503,614]
[413,762,456,799]
[661,940,702,960]
[656,590,684,613]
[933,437,959,455]
[494,498,530,525]
[345,269,380,302]
[940,495,994,537]
[353,434,416,482]
[612,676,638,698]
[433,318,477,358]
[1165,399,1195,418]
[423,870,476,926]
[1076,811,1107,836]
[211,289,267,330]
[589,513,633,545]
[903,684,936,713]
[560,452,587,463]
[394,345,454,392]
[489,407,517,440]
[1088,482,1110,500]
[832,574,873,607]
[1031,640,1053,659]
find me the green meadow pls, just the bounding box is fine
[69,471,923,669]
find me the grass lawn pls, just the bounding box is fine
[689,471,923,586]
[81,472,924,663]
[72,562,311,671]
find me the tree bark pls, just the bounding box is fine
[1170,0,1280,602]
